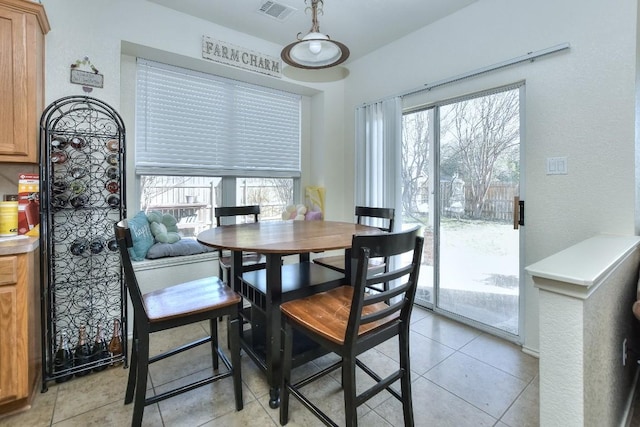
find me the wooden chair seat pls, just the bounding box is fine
[143,277,241,322]
[280,286,399,345]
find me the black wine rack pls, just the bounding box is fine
[39,96,128,391]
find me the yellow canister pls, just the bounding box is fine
[0,201,19,236]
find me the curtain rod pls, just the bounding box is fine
[364,42,570,105]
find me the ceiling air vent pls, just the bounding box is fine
[257,0,296,21]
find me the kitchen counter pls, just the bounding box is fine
[0,236,39,255]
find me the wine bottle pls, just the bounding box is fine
[106,194,120,208]
[51,135,68,149]
[70,194,88,209]
[74,325,92,376]
[106,139,119,152]
[70,136,87,150]
[51,150,68,164]
[52,180,68,194]
[70,167,87,179]
[91,324,110,372]
[106,166,118,179]
[89,238,104,254]
[105,181,119,194]
[106,153,118,165]
[52,195,68,209]
[69,180,86,195]
[107,238,118,252]
[70,238,88,256]
[53,332,73,383]
[108,318,123,364]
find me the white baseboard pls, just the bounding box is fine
[622,367,640,427]
[521,344,540,359]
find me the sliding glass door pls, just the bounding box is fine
[402,85,523,338]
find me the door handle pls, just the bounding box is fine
[513,197,525,229]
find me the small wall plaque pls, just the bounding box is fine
[70,69,104,88]
[70,57,103,92]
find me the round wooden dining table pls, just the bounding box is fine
[197,220,383,408]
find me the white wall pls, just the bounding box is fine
[343,0,638,353]
[40,0,639,354]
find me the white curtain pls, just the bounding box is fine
[355,97,402,230]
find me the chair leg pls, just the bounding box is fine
[218,262,227,323]
[229,313,243,411]
[209,318,219,370]
[399,327,415,427]
[343,355,358,427]
[132,330,150,427]
[125,324,139,405]
[279,323,293,426]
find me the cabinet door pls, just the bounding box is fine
[0,7,30,160]
[0,256,21,403]
[0,0,47,163]
[0,286,19,404]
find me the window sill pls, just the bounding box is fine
[133,251,218,272]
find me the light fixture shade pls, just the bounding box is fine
[282,35,349,69]
[281,0,349,69]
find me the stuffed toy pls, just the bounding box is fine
[281,204,307,221]
[146,211,181,243]
[305,210,323,221]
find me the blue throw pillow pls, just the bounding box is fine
[127,211,154,261]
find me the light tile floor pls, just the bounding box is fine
[0,307,540,426]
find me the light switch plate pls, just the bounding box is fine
[546,157,568,175]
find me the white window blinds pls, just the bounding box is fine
[135,58,301,177]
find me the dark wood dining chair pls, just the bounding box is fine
[279,226,423,427]
[215,205,267,283]
[114,220,243,427]
[313,206,395,292]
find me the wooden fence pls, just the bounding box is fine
[440,182,518,222]
[141,178,289,237]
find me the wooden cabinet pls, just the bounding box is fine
[0,249,38,414]
[0,0,49,163]
[0,256,24,404]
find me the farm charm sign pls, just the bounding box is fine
[202,36,282,78]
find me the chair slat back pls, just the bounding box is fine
[345,226,423,345]
[114,220,148,322]
[355,206,395,232]
[215,205,260,226]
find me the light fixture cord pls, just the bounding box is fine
[307,0,323,33]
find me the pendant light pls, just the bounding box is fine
[281,0,349,69]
